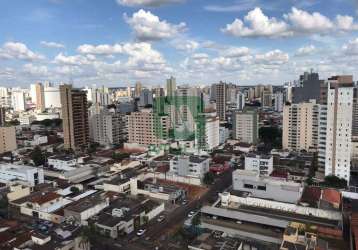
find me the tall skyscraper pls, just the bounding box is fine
[214,82,226,121]
[35,83,45,112]
[352,86,358,137]
[0,107,6,126]
[0,127,17,154]
[11,89,26,112]
[139,89,153,107]
[282,100,320,152]
[166,76,176,97]
[232,108,258,144]
[318,76,354,183]
[135,81,142,97]
[274,92,284,112]
[292,71,323,104]
[236,92,245,110]
[60,84,89,151]
[89,109,127,146]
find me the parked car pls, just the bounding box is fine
[157,215,165,222]
[136,229,146,236]
[188,211,195,218]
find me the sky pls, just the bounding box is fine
[1,0,358,87]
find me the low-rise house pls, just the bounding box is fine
[169,155,210,181]
[64,193,109,223]
[0,164,44,187]
[95,197,164,239]
[244,153,273,176]
[233,169,303,204]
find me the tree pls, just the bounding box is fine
[70,186,80,195]
[203,172,215,185]
[30,146,46,166]
[322,175,347,189]
[79,224,97,249]
[259,126,282,151]
[191,214,201,226]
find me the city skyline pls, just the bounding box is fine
[1,0,358,87]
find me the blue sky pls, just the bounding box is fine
[1,0,358,87]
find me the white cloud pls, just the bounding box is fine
[0,42,44,61]
[124,9,186,41]
[223,7,358,38]
[255,50,289,65]
[23,63,49,76]
[336,15,358,31]
[53,53,93,66]
[116,0,184,7]
[221,47,250,58]
[171,39,199,52]
[77,44,123,55]
[295,45,316,56]
[222,7,291,38]
[285,7,333,33]
[40,41,65,49]
[342,38,358,55]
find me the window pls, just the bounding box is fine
[244,184,254,189]
[257,185,266,191]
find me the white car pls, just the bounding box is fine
[136,229,146,236]
[188,211,195,218]
[157,215,165,222]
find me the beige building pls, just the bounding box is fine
[60,84,89,151]
[127,109,169,146]
[0,126,17,154]
[233,108,258,144]
[35,82,45,112]
[282,100,320,152]
[214,81,226,121]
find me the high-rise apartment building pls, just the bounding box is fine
[166,76,176,97]
[135,82,142,97]
[274,92,284,112]
[292,71,323,104]
[236,92,245,110]
[139,89,153,107]
[89,109,127,146]
[214,82,226,121]
[60,84,89,151]
[261,90,272,107]
[282,100,320,152]
[196,115,220,151]
[44,86,61,109]
[11,89,26,112]
[127,109,169,146]
[352,86,358,137]
[318,76,354,183]
[0,126,17,154]
[35,83,45,112]
[232,108,259,144]
[0,107,6,126]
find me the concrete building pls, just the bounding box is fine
[170,155,210,180]
[261,90,272,107]
[282,100,320,152]
[274,92,284,112]
[232,108,258,144]
[127,109,169,146]
[196,115,220,151]
[19,114,36,125]
[34,83,45,112]
[244,153,273,176]
[0,126,17,154]
[139,89,153,107]
[353,86,358,137]
[44,86,61,109]
[236,92,245,110]
[48,155,77,171]
[60,84,89,151]
[292,71,323,104]
[89,109,127,146]
[0,164,44,187]
[232,169,303,203]
[0,107,5,126]
[166,76,176,97]
[213,82,226,121]
[134,81,142,97]
[11,89,26,111]
[319,76,354,183]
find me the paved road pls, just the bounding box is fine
[125,169,234,250]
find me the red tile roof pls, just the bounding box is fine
[29,192,60,205]
[300,186,321,206]
[322,188,341,205]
